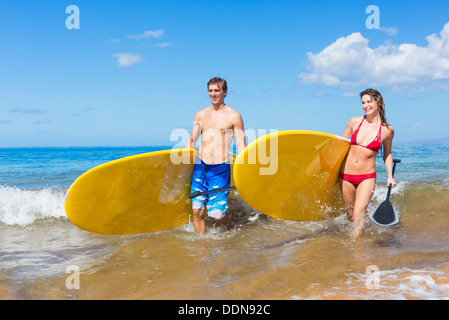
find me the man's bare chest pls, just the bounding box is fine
[200,113,234,133]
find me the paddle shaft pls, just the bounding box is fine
[386,158,401,201]
[189,160,401,200]
[188,186,236,199]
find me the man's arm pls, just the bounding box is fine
[234,113,246,154]
[186,112,202,149]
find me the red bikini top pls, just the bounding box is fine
[350,117,382,153]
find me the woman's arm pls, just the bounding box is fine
[341,117,358,139]
[382,126,396,187]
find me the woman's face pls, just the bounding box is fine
[361,94,379,116]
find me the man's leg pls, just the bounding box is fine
[215,213,235,230]
[193,208,206,234]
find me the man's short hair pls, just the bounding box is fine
[207,77,227,95]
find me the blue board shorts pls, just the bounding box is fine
[190,158,231,219]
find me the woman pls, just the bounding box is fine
[339,88,396,237]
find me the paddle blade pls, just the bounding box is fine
[369,199,399,226]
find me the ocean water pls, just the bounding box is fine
[0,143,448,300]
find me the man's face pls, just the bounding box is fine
[208,84,226,104]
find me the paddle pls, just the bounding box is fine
[188,186,237,199]
[369,158,401,226]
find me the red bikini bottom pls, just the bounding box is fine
[339,172,376,187]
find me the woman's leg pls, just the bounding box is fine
[351,178,376,237]
[339,178,356,222]
[339,177,376,237]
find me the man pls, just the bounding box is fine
[186,77,246,233]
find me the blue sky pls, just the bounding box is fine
[1,0,449,147]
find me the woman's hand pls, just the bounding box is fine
[387,176,397,188]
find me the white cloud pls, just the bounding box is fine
[112,53,143,68]
[9,107,47,114]
[154,42,174,48]
[127,30,165,40]
[379,26,398,36]
[342,92,357,98]
[34,120,54,125]
[298,22,449,92]
[106,38,121,44]
[313,92,333,97]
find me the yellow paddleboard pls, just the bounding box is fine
[65,148,236,234]
[233,130,350,221]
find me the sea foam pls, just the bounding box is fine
[0,186,67,226]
